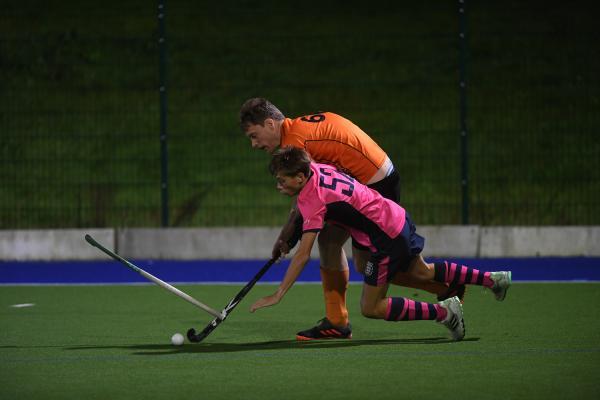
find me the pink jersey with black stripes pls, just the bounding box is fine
[297,163,406,249]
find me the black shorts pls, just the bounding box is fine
[361,213,424,287]
[367,168,401,204]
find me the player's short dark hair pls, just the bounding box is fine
[239,98,285,130]
[269,146,312,177]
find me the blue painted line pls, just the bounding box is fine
[1,257,599,284]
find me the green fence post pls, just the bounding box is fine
[458,0,469,225]
[158,0,169,227]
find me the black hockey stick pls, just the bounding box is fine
[187,258,276,343]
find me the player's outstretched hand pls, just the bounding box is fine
[250,293,281,312]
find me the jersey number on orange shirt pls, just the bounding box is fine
[300,113,326,123]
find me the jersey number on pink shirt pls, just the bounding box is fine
[318,168,355,196]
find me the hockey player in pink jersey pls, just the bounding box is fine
[250,146,512,341]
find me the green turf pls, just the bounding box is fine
[1,283,599,399]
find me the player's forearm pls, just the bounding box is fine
[275,251,310,299]
[272,203,301,260]
[278,206,300,242]
[272,231,316,303]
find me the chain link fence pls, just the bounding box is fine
[1,1,597,229]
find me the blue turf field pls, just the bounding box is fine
[1,257,599,284]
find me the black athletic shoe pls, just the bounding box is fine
[296,318,352,341]
[437,284,467,303]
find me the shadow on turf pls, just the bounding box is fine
[63,337,479,355]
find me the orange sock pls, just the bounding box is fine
[320,268,349,327]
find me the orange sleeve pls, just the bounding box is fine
[280,113,387,183]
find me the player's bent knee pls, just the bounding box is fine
[318,235,341,256]
[317,235,343,253]
[317,232,328,247]
[318,225,349,247]
[361,309,379,319]
[318,241,349,271]
[360,303,379,319]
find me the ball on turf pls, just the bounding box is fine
[171,333,184,346]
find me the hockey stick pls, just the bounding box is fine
[84,234,224,319]
[187,258,276,343]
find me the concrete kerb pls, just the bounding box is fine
[0,228,114,261]
[1,226,599,260]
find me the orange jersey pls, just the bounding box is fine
[280,112,387,184]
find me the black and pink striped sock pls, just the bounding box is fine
[385,297,447,322]
[434,261,494,287]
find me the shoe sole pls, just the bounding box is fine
[296,334,352,341]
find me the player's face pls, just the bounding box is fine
[275,172,305,196]
[244,119,279,153]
